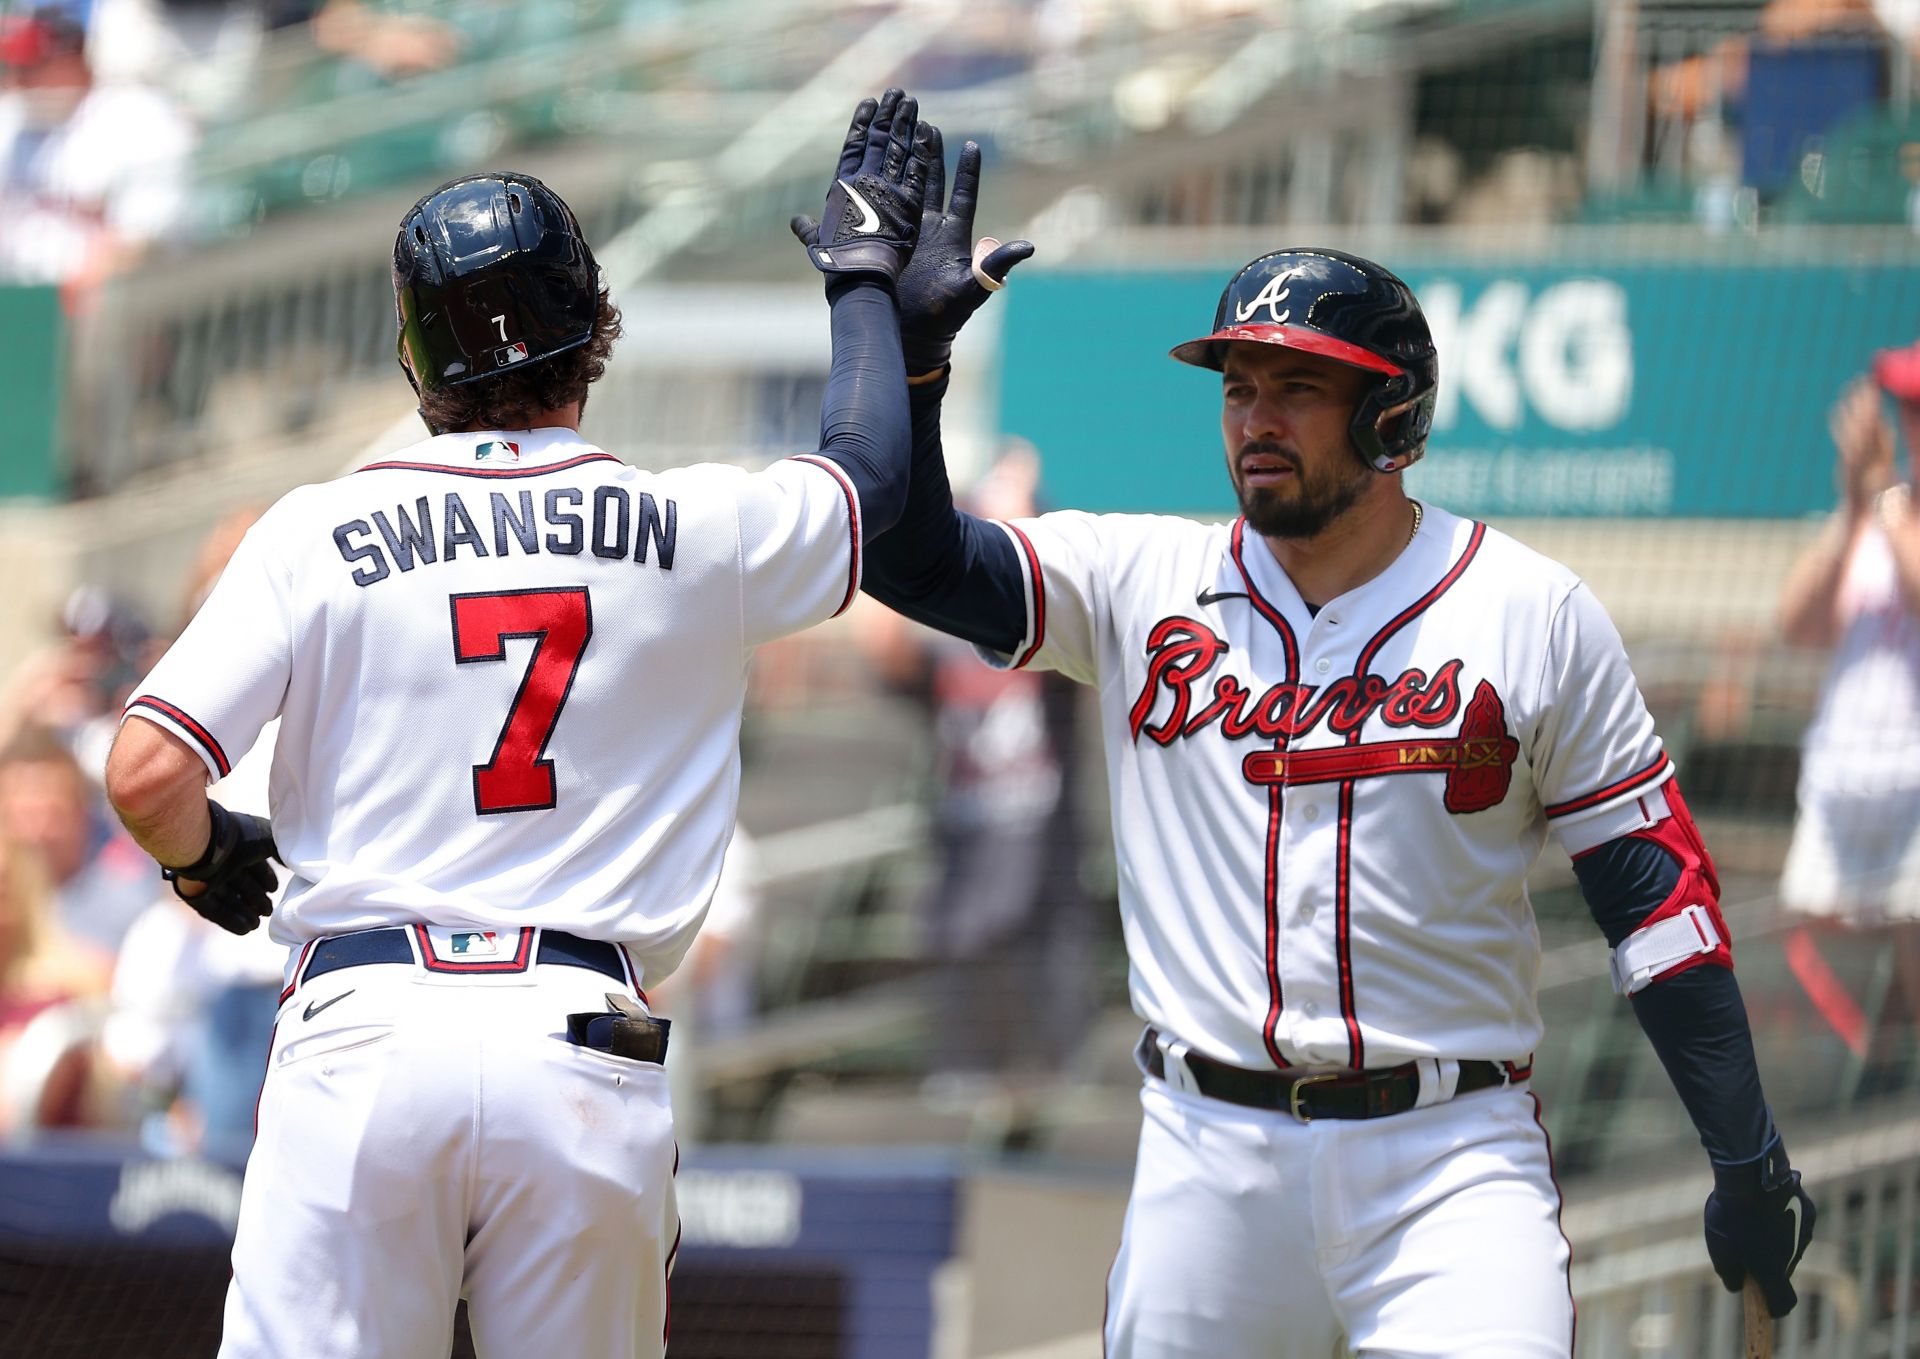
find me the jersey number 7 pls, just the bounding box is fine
[450,588,593,815]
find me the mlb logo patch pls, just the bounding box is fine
[476,440,519,464]
[495,342,529,367]
[450,931,499,956]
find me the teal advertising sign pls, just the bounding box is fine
[998,261,1920,518]
[0,286,62,501]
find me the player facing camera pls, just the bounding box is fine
[1170,249,1438,542]
[392,171,622,435]
[857,207,1817,1351]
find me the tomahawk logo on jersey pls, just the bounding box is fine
[985,503,1672,1071]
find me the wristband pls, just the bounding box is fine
[160,800,233,882]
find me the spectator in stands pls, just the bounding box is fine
[0,725,154,957]
[856,442,1094,1110]
[309,0,460,83]
[0,4,196,294]
[1778,344,1920,1085]
[0,586,154,767]
[0,826,110,1135]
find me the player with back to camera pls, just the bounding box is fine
[102,88,936,1359]
[852,132,1818,1355]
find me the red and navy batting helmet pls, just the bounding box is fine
[394,172,600,396]
[1171,248,1438,472]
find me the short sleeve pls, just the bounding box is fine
[737,457,863,646]
[976,509,1111,686]
[123,509,295,782]
[1531,582,1673,851]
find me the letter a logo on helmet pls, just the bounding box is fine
[1231,266,1304,324]
[1171,248,1439,473]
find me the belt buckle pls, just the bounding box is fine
[1288,1071,1340,1122]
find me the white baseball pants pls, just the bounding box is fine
[218,957,677,1359]
[1104,1076,1574,1358]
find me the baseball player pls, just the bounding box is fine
[102,89,934,1359]
[859,146,1817,1356]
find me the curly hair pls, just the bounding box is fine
[417,289,623,433]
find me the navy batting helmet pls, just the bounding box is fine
[394,172,600,396]
[1171,248,1438,473]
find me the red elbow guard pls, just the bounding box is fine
[1610,778,1733,995]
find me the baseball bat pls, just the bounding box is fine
[1743,1278,1773,1359]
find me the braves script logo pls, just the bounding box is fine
[1232,267,1305,325]
[1129,618,1519,813]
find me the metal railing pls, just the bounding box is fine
[1567,1109,1920,1359]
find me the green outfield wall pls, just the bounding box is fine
[999,259,1920,518]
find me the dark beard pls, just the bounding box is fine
[1236,456,1373,539]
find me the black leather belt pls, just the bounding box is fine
[302,927,626,986]
[1136,1027,1511,1121]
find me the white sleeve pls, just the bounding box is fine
[122,506,296,782]
[736,457,863,646]
[976,509,1112,686]
[1531,582,1674,850]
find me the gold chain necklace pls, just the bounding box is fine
[1407,500,1424,546]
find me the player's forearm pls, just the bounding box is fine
[1630,966,1777,1166]
[814,277,910,539]
[1777,509,1864,647]
[1572,812,1774,1165]
[105,718,213,869]
[862,374,1028,653]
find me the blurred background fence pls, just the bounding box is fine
[3,0,1920,1355]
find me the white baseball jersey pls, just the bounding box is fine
[126,427,862,985]
[989,502,1672,1071]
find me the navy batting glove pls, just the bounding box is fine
[894,126,1034,375]
[790,88,933,287]
[1704,1139,1816,1318]
[162,799,281,936]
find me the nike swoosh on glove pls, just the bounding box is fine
[791,87,933,286]
[162,799,282,936]
[1704,1138,1817,1318]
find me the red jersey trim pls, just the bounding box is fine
[354,452,620,478]
[1004,522,1047,669]
[1228,516,1301,1068]
[125,696,232,777]
[1227,517,1301,675]
[1545,752,1672,820]
[1530,1091,1578,1353]
[1334,520,1487,1068]
[788,455,862,618]
[279,939,318,1005]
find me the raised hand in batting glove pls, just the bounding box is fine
[791,88,933,288]
[893,126,1034,376]
[1704,1140,1817,1318]
[161,799,281,936]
